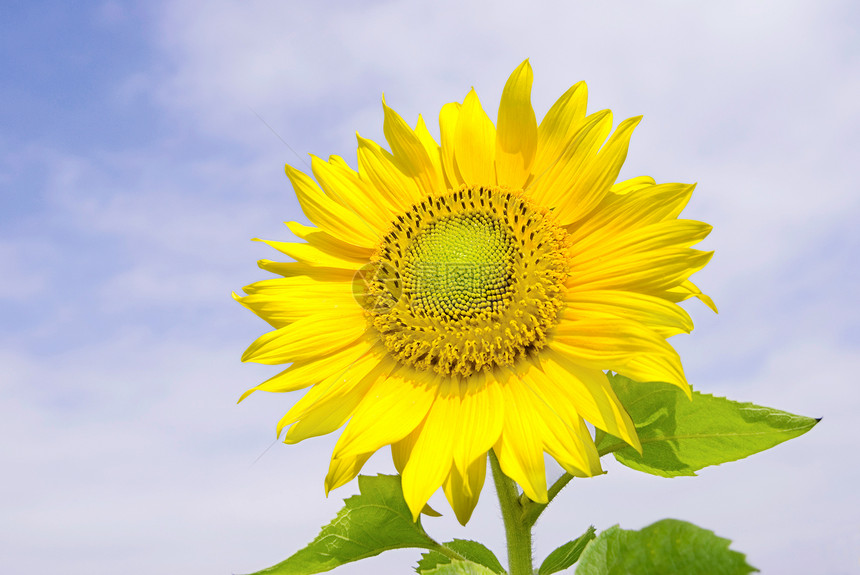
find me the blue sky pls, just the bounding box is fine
[2,1,859,573]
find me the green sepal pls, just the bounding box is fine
[538,526,596,574]
[575,519,758,574]
[420,560,501,574]
[243,474,439,575]
[417,539,506,574]
[597,374,819,477]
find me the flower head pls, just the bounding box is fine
[236,60,715,524]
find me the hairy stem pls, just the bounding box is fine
[520,471,575,527]
[489,450,533,575]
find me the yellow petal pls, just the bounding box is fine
[493,370,547,503]
[256,260,356,280]
[415,115,446,191]
[553,116,642,225]
[533,81,588,179]
[571,219,713,263]
[495,60,537,189]
[233,291,354,328]
[288,220,375,259]
[277,348,391,438]
[356,134,422,209]
[551,318,690,396]
[515,361,602,476]
[571,416,603,475]
[574,183,696,233]
[452,372,503,474]
[241,308,367,365]
[325,453,373,494]
[443,454,487,525]
[238,338,375,402]
[438,102,464,189]
[539,349,640,451]
[383,98,446,198]
[391,426,420,474]
[567,183,697,251]
[235,275,356,328]
[567,247,713,295]
[284,387,365,444]
[402,378,459,520]
[665,280,719,313]
[285,163,379,248]
[611,175,655,195]
[240,274,352,295]
[454,89,496,186]
[527,110,612,206]
[310,155,393,230]
[332,368,436,460]
[328,155,351,170]
[253,238,367,270]
[562,289,694,338]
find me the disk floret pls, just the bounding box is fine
[366,185,569,376]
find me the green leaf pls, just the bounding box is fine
[417,540,506,574]
[575,519,757,575]
[596,374,819,477]
[538,526,596,574]
[421,560,501,574]
[244,474,440,575]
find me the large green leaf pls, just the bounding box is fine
[417,539,506,574]
[244,474,439,574]
[575,519,757,575]
[538,526,596,574]
[421,561,501,575]
[596,374,819,477]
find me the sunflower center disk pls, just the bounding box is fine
[406,213,514,319]
[367,185,569,377]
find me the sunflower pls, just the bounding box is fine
[236,60,715,525]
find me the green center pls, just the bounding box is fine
[404,213,514,319]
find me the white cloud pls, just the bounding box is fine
[0,241,52,301]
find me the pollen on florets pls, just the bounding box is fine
[363,185,570,377]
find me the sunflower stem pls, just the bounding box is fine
[489,450,533,575]
[521,472,574,527]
